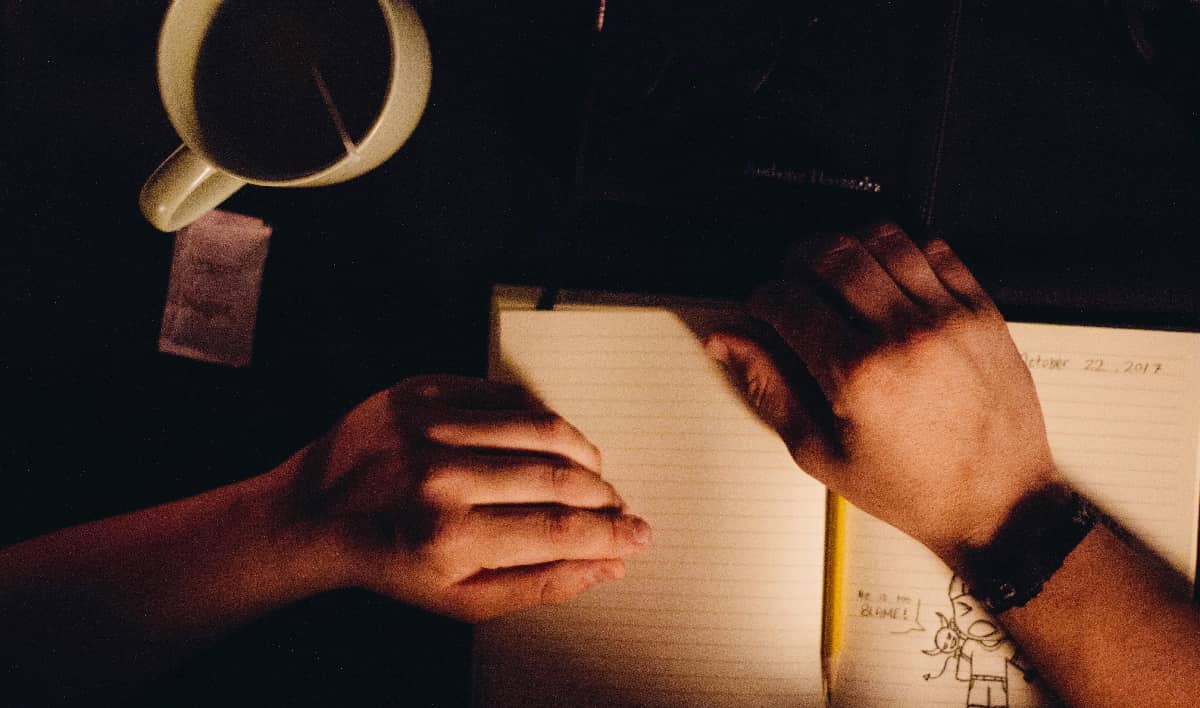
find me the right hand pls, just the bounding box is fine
[707,224,1061,569]
[281,375,650,622]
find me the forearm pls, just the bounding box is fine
[932,482,1200,706]
[999,523,1200,706]
[0,459,346,704]
[0,374,646,704]
[718,226,1200,704]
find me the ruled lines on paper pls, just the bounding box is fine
[1015,322,1200,578]
[475,309,828,708]
[829,322,1200,708]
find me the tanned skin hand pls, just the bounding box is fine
[707,223,1059,567]
[708,223,1200,707]
[0,375,648,705]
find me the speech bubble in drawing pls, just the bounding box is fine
[852,588,925,634]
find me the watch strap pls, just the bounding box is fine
[962,486,1095,614]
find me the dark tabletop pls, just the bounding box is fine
[3,0,1198,705]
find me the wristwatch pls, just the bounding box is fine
[962,486,1096,614]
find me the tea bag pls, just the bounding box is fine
[158,209,271,367]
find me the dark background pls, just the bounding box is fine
[3,0,1198,704]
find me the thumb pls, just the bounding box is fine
[705,331,805,438]
[704,331,838,471]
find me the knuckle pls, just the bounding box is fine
[811,235,859,277]
[745,366,778,411]
[937,306,975,329]
[364,387,394,408]
[542,508,582,544]
[972,298,1004,322]
[352,389,397,423]
[938,304,998,334]
[537,572,574,606]
[419,462,458,501]
[923,238,954,260]
[531,412,569,441]
[880,303,930,339]
[419,421,455,442]
[395,374,442,399]
[608,515,624,551]
[426,515,465,555]
[546,462,575,496]
[860,224,905,252]
[893,318,941,350]
[600,480,620,506]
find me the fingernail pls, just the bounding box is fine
[925,238,950,254]
[620,515,653,546]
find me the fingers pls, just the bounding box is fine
[804,233,925,334]
[749,278,856,399]
[444,559,626,622]
[705,331,837,471]
[705,332,806,436]
[755,225,990,401]
[400,375,605,478]
[424,408,602,473]
[921,238,998,314]
[449,506,651,570]
[856,222,959,313]
[422,451,623,509]
[402,375,544,411]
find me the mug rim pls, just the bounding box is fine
[156,0,430,187]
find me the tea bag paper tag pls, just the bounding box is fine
[159,210,271,367]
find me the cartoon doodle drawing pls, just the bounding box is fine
[922,576,1033,708]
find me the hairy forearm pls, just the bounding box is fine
[998,523,1200,706]
[0,461,345,704]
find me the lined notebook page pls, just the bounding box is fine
[830,322,1200,707]
[475,309,828,707]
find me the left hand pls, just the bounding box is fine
[279,375,650,622]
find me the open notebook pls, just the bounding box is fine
[473,287,1200,707]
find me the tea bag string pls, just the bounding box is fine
[309,64,358,157]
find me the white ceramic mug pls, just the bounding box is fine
[140,0,431,232]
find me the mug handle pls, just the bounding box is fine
[139,145,245,232]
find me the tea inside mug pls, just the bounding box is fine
[194,0,393,181]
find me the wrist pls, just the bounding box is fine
[947,483,1095,613]
[257,458,357,598]
[930,464,1065,573]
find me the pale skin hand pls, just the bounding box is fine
[0,375,648,704]
[710,223,1200,706]
[291,374,650,620]
[707,223,1060,566]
